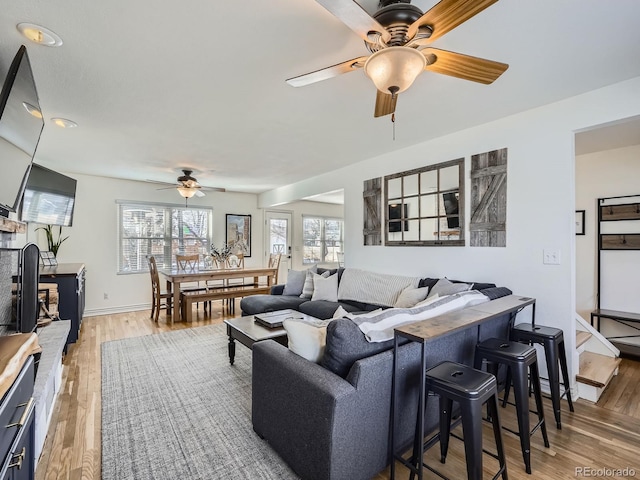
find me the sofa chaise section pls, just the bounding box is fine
[252,311,512,480]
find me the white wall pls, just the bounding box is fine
[21,175,344,316]
[576,144,640,344]
[259,76,640,385]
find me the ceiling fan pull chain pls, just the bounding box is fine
[392,113,396,141]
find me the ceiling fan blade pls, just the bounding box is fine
[422,48,508,84]
[315,0,390,43]
[146,179,177,186]
[374,90,397,118]
[201,186,226,193]
[286,56,368,87]
[407,0,499,44]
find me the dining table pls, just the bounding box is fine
[159,266,278,323]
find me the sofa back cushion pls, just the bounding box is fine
[320,318,398,378]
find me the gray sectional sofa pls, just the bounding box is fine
[246,267,514,480]
[240,267,499,320]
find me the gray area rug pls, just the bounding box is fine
[101,324,299,480]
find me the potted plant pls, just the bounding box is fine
[36,224,69,257]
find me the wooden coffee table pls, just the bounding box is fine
[223,315,288,365]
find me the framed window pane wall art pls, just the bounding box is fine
[384,158,465,246]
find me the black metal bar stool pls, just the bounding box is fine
[507,323,574,429]
[474,338,550,474]
[411,361,508,480]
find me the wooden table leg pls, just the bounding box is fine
[172,280,181,324]
[228,335,236,365]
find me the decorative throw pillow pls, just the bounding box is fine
[311,272,339,302]
[299,266,323,299]
[333,305,350,319]
[426,278,471,299]
[282,269,307,296]
[283,317,331,363]
[394,286,430,308]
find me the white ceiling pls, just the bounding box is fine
[2,0,640,194]
[575,116,640,156]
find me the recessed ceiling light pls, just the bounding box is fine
[23,102,42,118]
[51,118,77,128]
[16,23,63,47]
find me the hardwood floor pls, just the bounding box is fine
[37,307,640,479]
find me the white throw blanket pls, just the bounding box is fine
[348,291,489,342]
[337,268,421,307]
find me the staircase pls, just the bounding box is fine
[575,314,621,402]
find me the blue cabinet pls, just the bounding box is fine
[0,357,35,480]
[39,264,85,346]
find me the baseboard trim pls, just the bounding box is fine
[84,303,150,317]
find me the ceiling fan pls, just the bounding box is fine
[150,169,226,199]
[287,0,509,117]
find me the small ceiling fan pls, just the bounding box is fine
[287,0,509,117]
[149,169,226,199]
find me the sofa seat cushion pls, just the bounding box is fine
[240,294,306,316]
[298,300,362,320]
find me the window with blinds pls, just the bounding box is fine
[302,216,343,265]
[117,202,212,274]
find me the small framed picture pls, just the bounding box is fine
[575,210,585,236]
[226,214,251,257]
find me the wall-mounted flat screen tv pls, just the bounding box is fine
[443,192,460,229]
[0,45,44,217]
[20,163,77,226]
[388,203,408,232]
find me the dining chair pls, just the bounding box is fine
[175,253,209,315]
[226,253,245,269]
[268,253,282,284]
[176,254,199,270]
[148,256,172,323]
[224,253,247,314]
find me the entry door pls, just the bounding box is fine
[265,211,292,283]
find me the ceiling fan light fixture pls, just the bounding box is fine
[364,46,426,94]
[177,186,197,198]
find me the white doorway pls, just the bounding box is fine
[265,211,292,282]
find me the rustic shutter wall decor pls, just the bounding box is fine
[363,177,382,245]
[470,148,508,247]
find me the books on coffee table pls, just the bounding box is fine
[254,309,314,329]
